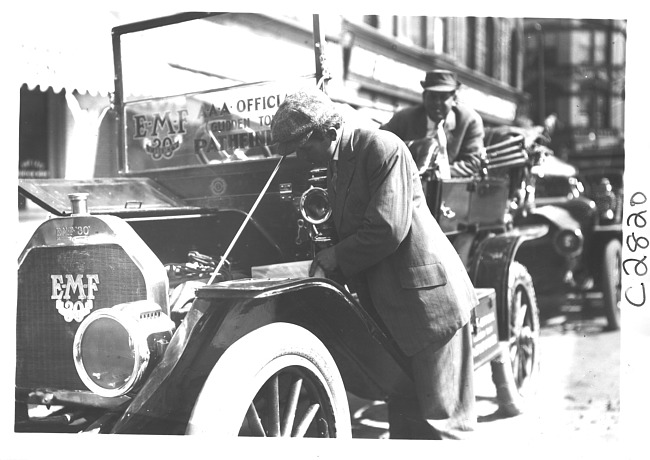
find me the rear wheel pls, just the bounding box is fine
[602,239,622,331]
[507,262,540,396]
[186,323,351,438]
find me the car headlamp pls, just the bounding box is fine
[300,187,332,225]
[73,300,174,397]
[553,228,583,257]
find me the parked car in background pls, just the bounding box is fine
[580,168,624,226]
[514,156,622,330]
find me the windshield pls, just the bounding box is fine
[535,176,584,199]
[116,13,317,173]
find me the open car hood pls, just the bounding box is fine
[19,177,198,217]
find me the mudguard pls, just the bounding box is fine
[531,197,598,230]
[469,226,547,339]
[110,277,412,434]
[531,205,582,232]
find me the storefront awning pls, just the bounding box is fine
[15,9,169,96]
[19,44,113,96]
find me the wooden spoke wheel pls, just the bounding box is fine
[507,261,540,396]
[186,323,351,438]
[241,366,333,437]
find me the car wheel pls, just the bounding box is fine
[507,261,540,396]
[602,239,622,331]
[185,322,351,438]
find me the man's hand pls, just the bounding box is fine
[309,246,338,276]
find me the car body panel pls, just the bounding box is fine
[109,278,413,434]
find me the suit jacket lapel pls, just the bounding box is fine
[332,127,356,230]
[416,105,429,138]
[444,108,459,158]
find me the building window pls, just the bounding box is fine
[475,18,486,72]
[594,30,607,64]
[572,30,591,65]
[611,30,626,65]
[467,17,477,69]
[410,16,427,47]
[432,17,445,53]
[526,27,560,69]
[502,20,512,83]
[377,15,396,36]
[393,15,427,47]
[363,15,378,28]
[576,88,610,129]
[442,18,450,54]
[595,91,608,128]
[568,28,613,66]
[591,89,610,128]
[363,15,429,48]
[486,17,496,77]
[510,28,519,87]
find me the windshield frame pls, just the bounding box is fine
[111,12,321,176]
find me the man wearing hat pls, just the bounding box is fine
[271,88,478,439]
[381,69,485,177]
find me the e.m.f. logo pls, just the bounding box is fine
[133,110,188,160]
[51,274,99,323]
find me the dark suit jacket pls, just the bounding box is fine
[381,104,485,176]
[330,126,478,356]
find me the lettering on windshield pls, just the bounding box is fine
[133,110,188,160]
[124,79,308,171]
[195,95,282,156]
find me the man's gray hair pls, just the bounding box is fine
[271,88,343,155]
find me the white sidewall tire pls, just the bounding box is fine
[186,322,351,438]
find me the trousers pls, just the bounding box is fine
[387,322,476,440]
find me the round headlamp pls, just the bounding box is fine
[300,187,332,225]
[553,228,583,257]
[73,300,174,398]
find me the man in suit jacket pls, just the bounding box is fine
[381,69,485,177]
[271,88,479,439]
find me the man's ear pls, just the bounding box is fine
[326,127,339,142]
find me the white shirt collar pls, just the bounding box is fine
[426,108,457,134]
[331,125,345,161]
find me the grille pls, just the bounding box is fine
[16,244,147,390]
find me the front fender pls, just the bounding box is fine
[530,198,598,230]
[111,277,412,434]
[530,204,582,232]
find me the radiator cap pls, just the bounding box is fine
[68,193,89,215]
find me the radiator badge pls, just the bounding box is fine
[51,274,99,323]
